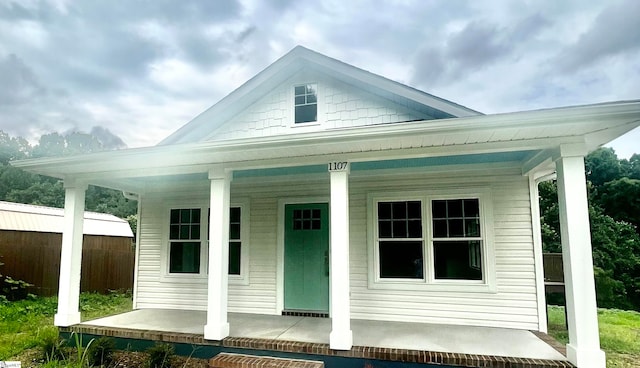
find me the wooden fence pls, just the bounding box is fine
[0,230,134,296]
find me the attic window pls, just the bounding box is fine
[294,84,317,123]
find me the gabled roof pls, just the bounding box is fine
[0,201,133,237]
[159,45,481,145]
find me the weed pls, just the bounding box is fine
[86,336,116,367]
[147,343,175,368]
[37,327,66,362]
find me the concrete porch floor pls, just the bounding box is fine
[81,309,567,362]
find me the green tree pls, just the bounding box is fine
[585,147,623,187]
[596,178,640,233]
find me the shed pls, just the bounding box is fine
[0,201,134,296]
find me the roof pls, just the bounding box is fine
[159,45,482,145]
[0,201,134,237]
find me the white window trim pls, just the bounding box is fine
[161,202,209,283]
[160,198,251,285]
[226,198,251,285]
[290,82,323,127]
[367,188,496,293]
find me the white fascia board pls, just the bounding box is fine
[12,100,640,180]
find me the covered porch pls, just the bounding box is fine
[66,309,570,367]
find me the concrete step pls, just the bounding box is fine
[210,353,324,368]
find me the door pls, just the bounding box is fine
[284,203,329,312]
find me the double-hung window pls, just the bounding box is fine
[371,190,492,289]
[169,208,202,274]
[168,203,248,280]
[206,205,248,280]
[377,200,424,279]
[431,198,483,281]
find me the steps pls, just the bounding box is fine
[210,353,324,368]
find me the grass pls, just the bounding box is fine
[547,305,640,368]
[0,291,132,361]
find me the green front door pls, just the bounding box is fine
[284,203,329,312]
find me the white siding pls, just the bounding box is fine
[134,166,540,330]
[209,70,432,141]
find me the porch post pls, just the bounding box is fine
[554,145,605,368]
[54,179,87,327]
[329,162,353,350]
[204,165,231,340]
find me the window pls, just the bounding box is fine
[169,208,201,273]
[207,206,246,277]
[370,191,492,289]
[228,207,242,275]
[294,84,317,123]
[377,201,423,279]
[431,199,483,280]
[293,208,321,230]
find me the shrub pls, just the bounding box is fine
[86,336,116,367]
[147,343,174,368]
[38,327,66,362]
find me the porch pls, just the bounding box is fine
[64,309,572,368]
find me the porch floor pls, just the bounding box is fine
[80,309,567,362]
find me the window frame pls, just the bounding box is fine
[161,199,250,285]
[293,83,318,124]
[367,189,496,292]
[211,199,251,285]
[163,205,209,281]
[291,83,322,127]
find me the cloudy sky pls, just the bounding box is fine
[1,0,639,157]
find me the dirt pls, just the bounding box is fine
[12,348,210,368]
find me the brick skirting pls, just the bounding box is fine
[210,353,324,368]
[62,325,574,368]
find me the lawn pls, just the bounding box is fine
[547,305,640,367]
[0,291,132,362]
[2,295,639,367]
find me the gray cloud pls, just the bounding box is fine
[0,0,638,156]
[448,22,511,70]
[0,54,46,106]
[556,0,640,72]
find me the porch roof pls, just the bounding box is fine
[11,100,640,193]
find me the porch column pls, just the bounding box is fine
[54,179,87,327]
[554,145,605,368]
[204,166,232,340]
[328,161,353,350]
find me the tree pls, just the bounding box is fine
[0,129,137,220]
[585,147,623,187]
[596,178,640,233]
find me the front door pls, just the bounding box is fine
[284,203,329,312]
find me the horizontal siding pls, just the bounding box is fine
[347,169,539,330]
[134,166,540,330]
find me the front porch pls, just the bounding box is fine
[64,309,571,368]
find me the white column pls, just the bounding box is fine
[555,146,605,368]
[328,162,353,350]
[54,180,87,327]
[204,166,231,340]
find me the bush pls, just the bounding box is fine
[147,343,174,368]
[86,336,115,367]
[37,327,66,362]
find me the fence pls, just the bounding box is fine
[0,230,134,296]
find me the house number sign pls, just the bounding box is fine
[328,161,349,172]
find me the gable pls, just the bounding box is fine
[159,46,480,145]
[206,68,438,141]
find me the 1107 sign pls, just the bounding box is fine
[328,162,349,172]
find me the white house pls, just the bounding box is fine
[13,46,640,368]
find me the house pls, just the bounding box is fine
[12,46,640,368]
[0,201,134,295]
